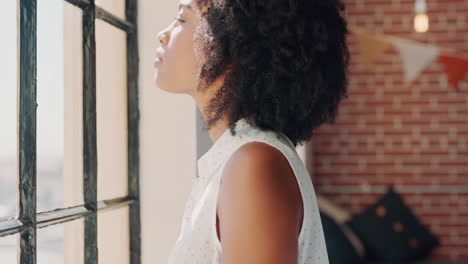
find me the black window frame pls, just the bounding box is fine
[0,0,141,263]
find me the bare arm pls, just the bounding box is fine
[217,142,304,264]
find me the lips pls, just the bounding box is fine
[154,50,164,67]
[153,58,162,68]
[155,49,164,62]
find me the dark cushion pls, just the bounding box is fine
[346,187,439,261]
[320,211,362,264]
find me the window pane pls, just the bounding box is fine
[38,223,64,263]
[0,234,18,263]
[98,207,129,264]
[63,1,84,208]
[38,218,84,264]
[0,0,18,219]
[95,0,126,20]
[96,20,128,201]
[37,0,64,212]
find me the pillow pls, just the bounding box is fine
[345,187,439,261]
[320,211,364,264]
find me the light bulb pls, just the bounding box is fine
[414,13,429,32]
[414,0,429,32]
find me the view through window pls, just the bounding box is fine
[0,0,140,263]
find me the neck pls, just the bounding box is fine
[189,78,229,144]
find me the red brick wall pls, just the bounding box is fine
[310,0,468,260]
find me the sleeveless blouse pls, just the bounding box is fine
[167,117,329,263]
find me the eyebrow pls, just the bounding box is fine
[178,3,192,11]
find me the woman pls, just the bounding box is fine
[154,0,349,263]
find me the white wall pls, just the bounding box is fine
[138,1,198,263]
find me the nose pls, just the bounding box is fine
[157,30,169,46]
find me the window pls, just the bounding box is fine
[0,0,140,263]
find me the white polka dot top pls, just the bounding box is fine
[167,117,329,264]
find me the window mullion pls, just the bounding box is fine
[96,6,134,33]
[126,0,141,263]
[82,1,98,264]
[18,0,37,263]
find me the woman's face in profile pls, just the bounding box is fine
[154,0,205,94]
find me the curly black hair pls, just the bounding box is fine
[193,0,350,147]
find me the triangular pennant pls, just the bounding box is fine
[392,38,439,83]
[354,30,392,65]
[438,53,468,91]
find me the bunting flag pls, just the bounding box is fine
[392,37,439,83]
[353,30,392,66]
[438,53,468,91]
[349,26,468,91]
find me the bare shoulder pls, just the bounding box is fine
[216,141,304,263]
[220,141,301,197]
[219,141,303,208]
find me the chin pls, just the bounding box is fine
[153,71,165,90]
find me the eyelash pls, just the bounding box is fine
[174,16,185,23]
